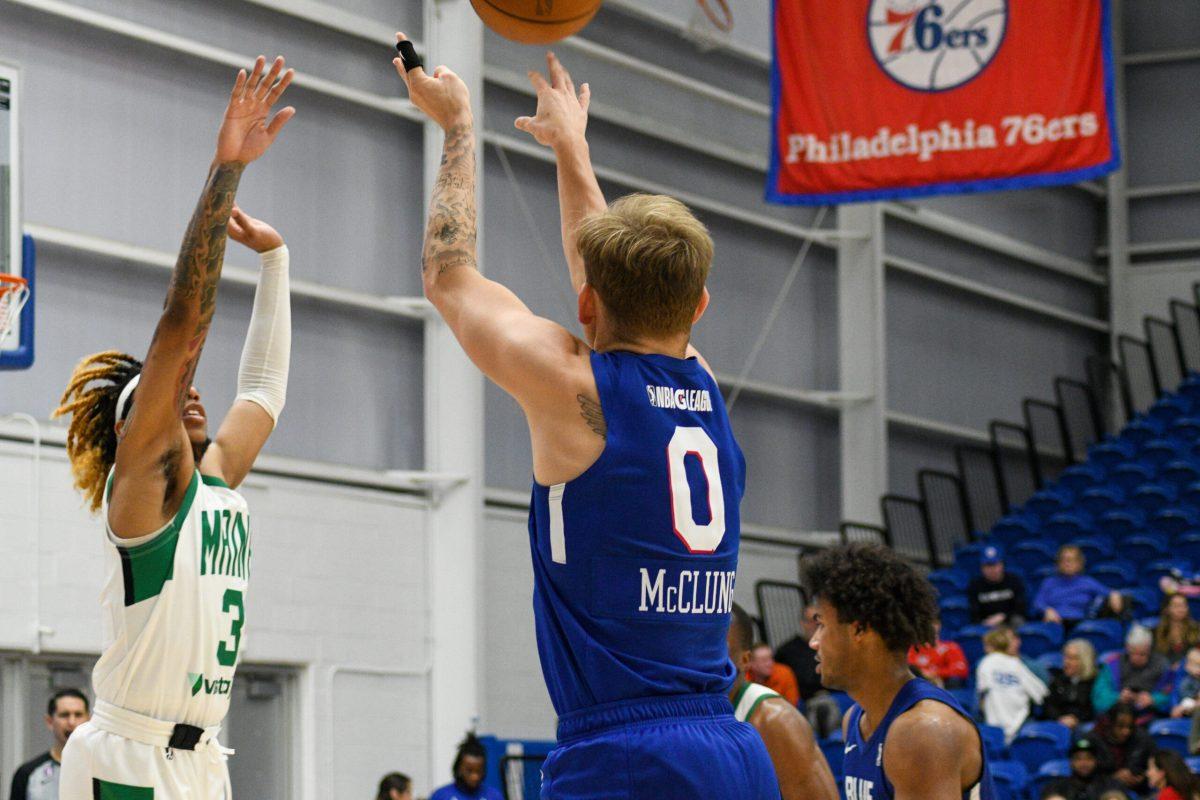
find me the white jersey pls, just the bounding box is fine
[94,469,251,728]
[732,682,782,723]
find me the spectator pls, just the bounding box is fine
[430,733,502,800]
[1010,628,1051,684]
[908,620,969,688]
[1039,736,1125,800]
[1157,595,1200,664]
[1033,546,1123,630]
[1043,639,1099,729]
[376,773,413,800]
[8,688,89,800]
[1094,625,1174,719]
[967,545,1028,628]
[976,626,1049,742]
[773,604,841,738]
[748,642,801,707]
[1147,749,1200,800]
[1092,703,1155,794]
[1171,647,1200,718]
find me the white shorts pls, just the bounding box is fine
[60,703,231,800]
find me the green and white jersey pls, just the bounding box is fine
[94,469,251,728]
[732,682,783,723]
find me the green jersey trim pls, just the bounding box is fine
[732,681,783,722]
[117,471,199,606]
[201,474,229,489]
[92,778,154,799]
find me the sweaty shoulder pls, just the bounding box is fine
[884,700,981,798]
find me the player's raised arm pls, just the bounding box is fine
[392,34,584,406]
[200,206,292,489]
[515,52,603,293]
[110,56,295,535]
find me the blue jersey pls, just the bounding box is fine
[844,679,995,800]
[528,350,746,715]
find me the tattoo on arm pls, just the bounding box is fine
[423,124,477,278]
[577,394,607,439]
[157,161,245,413]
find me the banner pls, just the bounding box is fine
[767,0,1120,205]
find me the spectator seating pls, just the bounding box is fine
[1009,722,1072,774]
[1032,759,1072,799]
[978,724,1007,760]
[1016,622,1063,659]
[1071,619,1124,655]
[989,760,1029,800]
[1150,718,1191,755]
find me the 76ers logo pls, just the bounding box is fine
[868,0,1007,92]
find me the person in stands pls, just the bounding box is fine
[747,643,800,706]
[976,626,1048,743]
[1156,595,1200,665]
[1039,736,1125,800]
[908,620,969,689]
[1033,546,1123,631]
[1146,749,1200,800]
[1092,703,1155,795]
[967,545,1028,628]
[1094,625,1174,720]
[1043,639,1098,730]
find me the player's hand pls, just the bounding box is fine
[216,56,296,165]
[228,205,284,253]
[392,33,472,131]
[515,52,590,151]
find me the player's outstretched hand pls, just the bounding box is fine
[392,32,472,131]
[515,52,590,151]
[216,55,296,165]
[228,205,284,253]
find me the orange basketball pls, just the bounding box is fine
[470,0,603,45]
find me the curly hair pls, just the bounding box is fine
[451,731,487,777]
[803,543,938,652]
[52,350,142,512]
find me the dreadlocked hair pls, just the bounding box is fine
[803,543,939,653]
[52,350,143,513]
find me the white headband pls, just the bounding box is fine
[115,373,141,424]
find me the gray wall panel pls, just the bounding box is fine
[1123,1,1198,53]
[888,429,962,499]
[1124,62,1200,187]
[887,271,1101,433]
[1130,195,1200,248]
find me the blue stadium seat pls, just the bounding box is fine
[940,596,970,633]
[1141,439,1186,471]
[1132,482,1178,513]
[1150,718,1191,755]
[1164,461,1200,491]
[1071,535,1116,563]
[1032,563,1059,583]
[1010,540,1060,576]
[1033,759,1072,798]
[1071,619,1125,655]
[988,760,1029,800]
[1121,534,1169,564]
[1123,416,1166,447]
[1178,376,1200,407]
[1090,439,1137,469]
[1096,508,1146,538]
[1045,512,1095,542]
[1112,462,1156,493]
[1080,485,1124,517]
[949,687,978,717]
[1018,622,1065,659]
[1027,487,1074,519]
[819,733,844,779]
[978,724,1007,760]
[1154,506,1200,537]
[1183,481,1200,511]
[1143,559,1191,586]
[1123,586,1161,618]
[993,514,1043,547]
[1009,721,1071,773]
[1172,531,1200,564]
[1169,417,1200,443]
[1037,651,1064,672]
[1149,395,1192,426]
[958,625,989,667]
[1060,463,1106,495]
[955,542,987,572]
[1138,615,1161,630]
[1187,756,1200,774]
[929,568,971,597]
[1090,560,1138,588]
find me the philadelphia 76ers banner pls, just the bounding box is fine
[767,0,1120,204]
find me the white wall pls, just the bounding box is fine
[0,433,432,800]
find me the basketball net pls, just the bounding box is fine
[685,0,734,51]
[0,274,29,343]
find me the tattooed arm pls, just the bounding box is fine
[110,56,295,537]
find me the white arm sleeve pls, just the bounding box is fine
[236,244,291,426]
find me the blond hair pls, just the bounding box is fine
[1064,638,1097,681]
[576,193,713,339]
[984,626,1014,654]
[52,350,142,512]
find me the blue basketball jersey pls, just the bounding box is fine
[843,679,995,800]
[528,350,746,715]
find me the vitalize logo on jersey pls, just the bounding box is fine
[186,672,232,697]
[868,0,1007,92]
[845,776,875,800]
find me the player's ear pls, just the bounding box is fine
[691,287,710,324]
[115,418,126,440]
[577,283,596,326]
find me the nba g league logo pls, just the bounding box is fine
[868,0,1008,92]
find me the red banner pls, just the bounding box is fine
[767,0,1119,204]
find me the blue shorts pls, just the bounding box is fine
[541,693,779,800]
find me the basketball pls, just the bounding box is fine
[470,0,603,45]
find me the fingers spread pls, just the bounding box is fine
[265,106,296,137]
[266,68,295,105]
[231,69,248,99]
[257,57,285,100]
[244,56,266,99]
[547,51,572,93]
[527,69,550,93]
[578,83,591,112]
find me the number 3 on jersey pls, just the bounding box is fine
[216,589,244,667]
[667,426,726,553]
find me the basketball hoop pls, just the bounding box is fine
[687,0,734,50]
[0,274,30,342]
